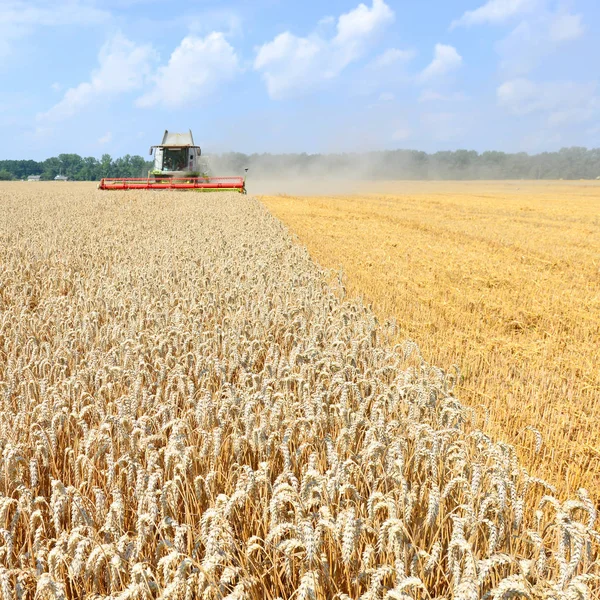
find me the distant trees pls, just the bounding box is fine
[100,154,113,179]
[112,155,149,178]
[1,147,600,181]
[40,156,62,180]
[208,147,600,181]
[0,154,153,181]
[0,160,39,180]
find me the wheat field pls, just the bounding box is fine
[261,180,600,499]
[0,182,597,599]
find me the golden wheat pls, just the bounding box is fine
[261,180,600,498]
[0,181,597,599]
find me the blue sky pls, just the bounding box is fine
[1,0,599,159]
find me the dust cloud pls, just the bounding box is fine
[203,152,415,196]
[202,147,600,195]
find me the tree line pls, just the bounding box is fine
[209,147,600,180]
[1,147,600,181]
[0,154,153,181]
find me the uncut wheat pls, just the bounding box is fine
[0,183,597,599]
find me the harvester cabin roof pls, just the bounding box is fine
[160,130,195,147]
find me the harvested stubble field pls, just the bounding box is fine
[0,181,597,600]
[262,181,600,498]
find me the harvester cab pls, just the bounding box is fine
[98,129,247,193]
[150,130,201,178]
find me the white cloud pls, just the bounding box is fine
[254,33,323,98]
[317,16,336,28]
[334,0,394,63]
[41,31,239,116]
[450,0,539,29]
[449,0,585,76]
[497,78,598,125]
[547,12,584,43]
[98,132,112,145]
[254,0,394,99]
[497,78,541,114]
[418,44,462,83]
[378,92,395,102]
[137,33,239,108]
[39,33,157,121]
[371,48,416,68]
[0,0,110,58]
[51,82,62,92]
[497,10,584,75]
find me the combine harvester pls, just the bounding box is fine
[99,130,247,193]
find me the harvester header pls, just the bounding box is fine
[99,129,247,193]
